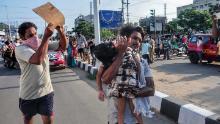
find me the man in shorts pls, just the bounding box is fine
[15,22,67,124]
[76,32,87,61]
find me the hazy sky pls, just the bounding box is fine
[0,0,193,33]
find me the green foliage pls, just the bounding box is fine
[0,23,8,31]
[177,9,212,32]
[73,20,94,39]
[100,29,115,40]
[166,20,179,33]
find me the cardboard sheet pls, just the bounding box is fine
[33,2,65,27]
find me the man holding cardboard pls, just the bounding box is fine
[15,3,67,124]
[16,22,67,124]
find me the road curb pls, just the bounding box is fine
[75,59,220,124]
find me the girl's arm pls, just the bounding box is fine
[96,65,105,101]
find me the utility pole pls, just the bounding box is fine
[164,3,167,34]
[121,0,125,24]
[4,5,11,40]
[90,1,93,23]
[93,0,101,45]
[126,0,130,24]
[164,3,167,20]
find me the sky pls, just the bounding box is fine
[0,0,193,34]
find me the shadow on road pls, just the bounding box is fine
[153,62,220,83]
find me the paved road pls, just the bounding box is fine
[152,56,220,114]
[0,60,174,124]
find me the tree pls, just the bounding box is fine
[166,20,179,33]
[0,23,9,31]
[178,9,212,32]
[72,20,94,39]
[100,29,115,40]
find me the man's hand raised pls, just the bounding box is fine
[56,25,64,33]
[115,36,128,55]
[43,23,54,39]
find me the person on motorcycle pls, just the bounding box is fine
[2,40,16,68]
[171,35,178,51]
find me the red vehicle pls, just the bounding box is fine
[187,34,218,64]
[48,51,65,69]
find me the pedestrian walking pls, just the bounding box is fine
[76,32,87,61]
[15,22,67,124]
[162,37,171,60]
[88,40,96,66]
[84,45,91,64]
[155,36,161,58]
[67,37,73,67]
[70,36,77,67]
[141,37,151,64]
[149,36,155,63]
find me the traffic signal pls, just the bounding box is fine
[150,10,155,17]
[150,9,155,28]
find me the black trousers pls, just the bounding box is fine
[142,54,151,64]
[163,49,170,60]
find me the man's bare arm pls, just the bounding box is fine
[29,24,54,65]
[101,37,128,84]
[56,26,67,51]
[101,54,124,84]
[135,77,155,97]
[96,65,104,91]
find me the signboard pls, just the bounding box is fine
[33,2,65,27]
[0,31,5,36]
[99,10,122,29]
[150,23,163,32]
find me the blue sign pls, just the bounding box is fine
[99,10,122,29]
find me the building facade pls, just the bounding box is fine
[74,14,94,28]
[177,0,220,16]
[139,16,166,33]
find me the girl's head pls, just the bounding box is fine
[94,42,118,69]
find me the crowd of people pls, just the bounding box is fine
[66,32,96,67]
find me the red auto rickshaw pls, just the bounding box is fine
[188,34,219,64]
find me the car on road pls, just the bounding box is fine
[187,34,218,64]
[48,51,65,69]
